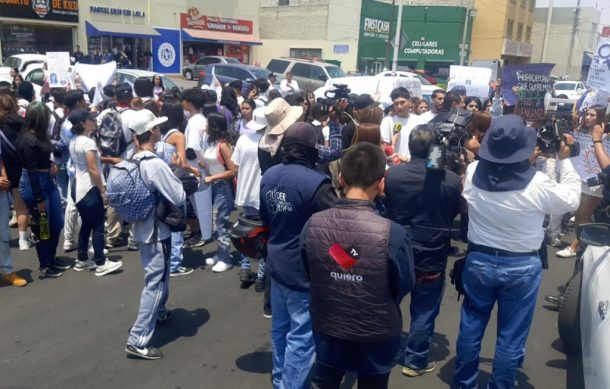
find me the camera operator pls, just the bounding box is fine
[454,115,581,389]
[385,125,463,378]
[429,92,464,125]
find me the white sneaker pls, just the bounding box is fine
[205,257,216,266]
[63,241,77,252]
[19,239,31,251]
[73,259,96,272]
[95,260,123,277]
[212,261,233,273]
[556,247,577,258]
[88,246,109,257]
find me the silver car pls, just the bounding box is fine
[182,56,240,80]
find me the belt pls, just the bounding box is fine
[469,244,538,258]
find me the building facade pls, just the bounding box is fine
[531,6,600,80]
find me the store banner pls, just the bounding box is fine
[46,52,71,88]
[180,7,252,34]
[447,65,492,101]
[501,63,554,121]
[586,38,610,93]
[1,0,79,23]
[152,28,181,74]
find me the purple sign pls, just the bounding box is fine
[501,63,554,120]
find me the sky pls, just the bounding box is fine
[536,0,610,26]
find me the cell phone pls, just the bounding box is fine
[328,243,357,270]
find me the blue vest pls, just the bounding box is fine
[260,163,329,291]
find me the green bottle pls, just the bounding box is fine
[39,212,50,240]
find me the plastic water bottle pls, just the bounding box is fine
[39,212,50,240]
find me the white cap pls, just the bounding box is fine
[128,109,168,135]
[246,107,269,131]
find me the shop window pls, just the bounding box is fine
[517,23,523,41]
[506,19,514,38]
[289,48,322,59]
[278,0,289,5]
[526,26,532,43]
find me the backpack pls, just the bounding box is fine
[106,155,157,223]
[98,108,131,157]
[50,111,67,159]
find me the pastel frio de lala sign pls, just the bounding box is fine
[0,0,79,23]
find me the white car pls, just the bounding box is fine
[553,81,586,101]
[0,54,47,78]
[558,223,610,388]
[375,70,439,100]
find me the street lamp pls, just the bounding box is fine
[460,3,477,66]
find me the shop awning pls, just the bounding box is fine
[181,28,262,46]
[86,21,161,39]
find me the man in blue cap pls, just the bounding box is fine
[454,115,581,388]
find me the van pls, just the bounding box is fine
[266,58,346,92]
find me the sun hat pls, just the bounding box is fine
[478,114,537,164]
[128,109,168,135]
[264,98,303,136]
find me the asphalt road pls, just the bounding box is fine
[0,215,584,389]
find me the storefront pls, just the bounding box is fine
[0,1,79,61]
[357,0,471,83]
[180,7,261,65]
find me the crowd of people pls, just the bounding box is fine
[0,67,608,389]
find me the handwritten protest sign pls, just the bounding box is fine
[501,63,554,121]
[447,65,492,101]
[501,63,554,109]
[46,52,71,88]
[570,131,610,181]
[586,38,610,93]
[73,62,117,92]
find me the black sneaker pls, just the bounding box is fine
[170,267,194,278]
[254,278,265,293]
[184,235,206,248]
[240,269,256,283]
[127,241,139,251]
[39,267,63,278]
[52,257,72,270]
[125,344,163,360]
[545,294,563,306]
[263,307,272,319]
[156,310,173,324]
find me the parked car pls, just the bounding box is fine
[553,81,586,100]
[197,63,272,90]
[115,69,181,91]
[0,54,47,78]
[376,70,439,100]
[182,56,240,80]
[558,223,610,388]
[266,58,346,92]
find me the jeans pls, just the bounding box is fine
[239,205,265,279]
[127,239,171,348]
[19,170,64,269]
[313,361,390,389]
[404,277,445,369]
[271,280,315,389]
[0,191,14,275]
[211,180,233,263]
[455,251,542,389]
[55,167,69,207]
[169,231,184,272]
[75,187,105,265]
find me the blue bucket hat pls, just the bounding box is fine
[478,114,537,164]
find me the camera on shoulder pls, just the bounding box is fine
[426,109,475,174]
[536,119,579,157]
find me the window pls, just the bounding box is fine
[198,57,219,65]
[26,69,44,86]
[214,65,232,78]
[517,23,523,41]
[267,59,290,73]
[526,26,531,42]
[278,0,289,5]
[310,65,327,81]
[506,19,514,38]
[233,68,252,81]
[290,63,312,78]
[289,48,322,59]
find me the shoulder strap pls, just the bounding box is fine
[0,129,16,152]
[161,129,179,143]
[216,141,233,168]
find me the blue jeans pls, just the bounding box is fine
[404,277,445,369]
[75,187,105,265]
[239,205,265,279]
[55,167,68,207]
[169,231,184,272]
[211,180,233,263]
[127,239,171,348]
[271,280,315,389]
[455,251,542,389]
[19,171,64,269]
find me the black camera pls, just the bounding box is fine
[316,83,351,115]
[427,109,475,174]
[587,172,610,187]
[536,119,579,157]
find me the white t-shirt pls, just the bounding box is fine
[232,132,263,209]
[69,135,103,203]
[419,110,438,124]
[184,113,208,169]
[380,114,424,159]
[280,79,300,95]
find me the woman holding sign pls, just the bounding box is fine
[557,106,608,258]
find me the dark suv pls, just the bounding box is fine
[197,63,272,90]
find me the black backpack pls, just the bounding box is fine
[50,111,66,159]
[98,107,132,157]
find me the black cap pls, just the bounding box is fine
[115,82,133,98]
[283,122,319,148]
[68,109,96,126]
[352,94,375,110]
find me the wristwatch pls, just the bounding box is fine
[593,140,603,144]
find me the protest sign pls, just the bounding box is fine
[570,131,610,181]
[73,62,117,92]
[579,88,609,114]
[586,38,610,93]
[447,65,492,100]
[46,52,71,88]
[501,63,554,121]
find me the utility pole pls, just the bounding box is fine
[541,0,554,62]
[391,0,404,75]
[566,0,581,78]
[384,0,396,71]
[459,0,472,66]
